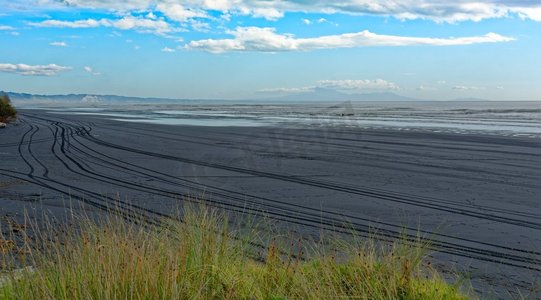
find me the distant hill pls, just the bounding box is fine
[266,88,421,102]
[6,92,187,106]
[5,89,423,107]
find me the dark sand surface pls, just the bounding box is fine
[1,110,540,297]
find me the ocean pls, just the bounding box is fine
[35,100,541,137]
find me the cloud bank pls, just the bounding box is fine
[318,79,400,91]
[186,27,514,53]
[27,0,541,23]
[261,79,400,94]
[30,16,179,36]
[0,63,72,76]
[49,41,67,47]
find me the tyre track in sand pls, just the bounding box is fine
[12,113,540,272]
[97,123,541,220]
[4,117,168,226]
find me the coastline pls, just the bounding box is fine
[1,109,540,297]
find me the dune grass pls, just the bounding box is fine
[0,203,472,299]
[0,92,16,123]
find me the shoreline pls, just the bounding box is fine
[1,109,540,297]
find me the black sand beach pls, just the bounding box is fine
[1,109,540,296]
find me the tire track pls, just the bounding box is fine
[76,124,541,231]
[21,113,541,271]
[11,113,541,272]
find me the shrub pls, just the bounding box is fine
[0,92,17,123]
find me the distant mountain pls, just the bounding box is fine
[4,88,422,107]
[6,92,186,106]
[266,88,420,102]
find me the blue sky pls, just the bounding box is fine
[0,0,540,100]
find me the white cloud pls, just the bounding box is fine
[190,20,210,32]
[46,0,148,11]
[260,78,400,94]
[84,66,101,75]
[156,2,208,22]
[45,1,541,23]
[30,16,179,36]
[0,26,20,36]
[318,79,400,91]
[251,7,284,20]
[113,15,176,35]
[417,85,437,91]
[317,18,328,23]
[161,47,175,52]
[49,41,67,47]
[302,18,311,25]
[511,6,541,21]
[259,86,314,94]
[453,85,484,90]
[31,18,110,28]
[0,63,71,76]
[186,27,514,53]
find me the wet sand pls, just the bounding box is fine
[1,109,540,296]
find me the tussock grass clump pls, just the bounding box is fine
[0,92,16,123]
[0,204,471,299]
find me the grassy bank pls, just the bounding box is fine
[0,204,471,299]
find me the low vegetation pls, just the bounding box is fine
[0,203,471,299]
[0,92,17,123]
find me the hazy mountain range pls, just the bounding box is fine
[6,92,182,105]
[3,89,490,106]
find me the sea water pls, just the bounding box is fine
[38,101,541,137]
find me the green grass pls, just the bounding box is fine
[0,203,472,299]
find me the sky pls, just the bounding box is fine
[0,0,540,101]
